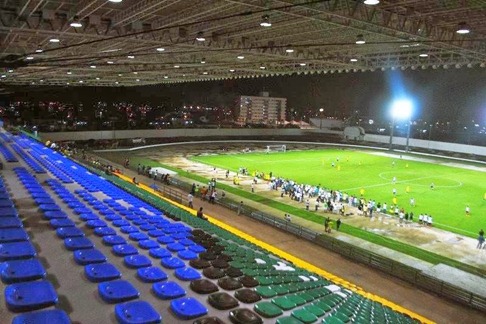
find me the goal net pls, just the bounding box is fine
[265,144,286,153]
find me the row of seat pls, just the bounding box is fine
[5,133,421,323]
[10,143,46,174]
[0,142,18,163]
[1,171,72,323]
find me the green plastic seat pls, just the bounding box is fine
[272,296,297,311]
[253,301,283,318]
[298,293,315,303]
[287,294,307,306]
[255,276,273,286]
[276,316,304,324]
[303,305,326,317]
[292,309,318,323]
[255,286,277,299]
[312,301,333,312]
[321,315,345,324]
[274,284,290,295]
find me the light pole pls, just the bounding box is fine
[389,118,395,150]
[389,99,413,151]
[405,120,411,152]
[319,108,324,129]
[428,124,433,141]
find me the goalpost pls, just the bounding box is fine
[265,144,286,153]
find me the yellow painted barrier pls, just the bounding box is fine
[115,173,433,324]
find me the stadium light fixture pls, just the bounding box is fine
[70,17,83,28]
[49,38,60,43]
[456,22,470,34]
[390,99,413,151]
[35,46,43,53]
[156,47,165,52]
[355,34,366,45]
[260,15,272,27]
[196,32,206,42]
[109,0,123,3]
[364,0,379,5]
[237,55,245,59]
[25,56,34,60]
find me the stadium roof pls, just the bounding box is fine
[0,0,485,87]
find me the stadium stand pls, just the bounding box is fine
[0,130,425,323]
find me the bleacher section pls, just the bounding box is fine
[0,130,424,323]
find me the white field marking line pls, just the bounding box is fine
[378,171,464,188]
[432,222,477,236]
[233,156,327,164]
[341,173,463,191]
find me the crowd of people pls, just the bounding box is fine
[259,172,433,227]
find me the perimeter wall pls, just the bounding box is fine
[39,128,486,157]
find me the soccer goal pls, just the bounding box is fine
[265,144,286,153]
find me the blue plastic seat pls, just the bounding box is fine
[139,224,156,231]
[12,309,71,324]
[175,267,201,281]
[0,259,46,283]
[178,250,198,260]
[73,249,107,265]
[56,227,85,238]
[121,226,139,234]
[152,281,186,299]
[129,233,149,241]
[79,213,99,221]
[170,297,208,319]
[0,217,23,229]
[102,235,127,246]
[74,207,91,215]
[86,220,108,228]
[160,257,185,269]
[5,280,58,312]
[105,214,122,221]
[98,279,140,303]
[179,238,195,246]
[0,199,13,207]
[0,207,18,217]
[157,236,174,244]
[68,202,84,209]
[124,255,152,268]
[137,266,168,283]
[85,263,121,282]
[113,244,139,256]
[171,233,187,240]
[113,219,131,227]
[149,247,171,259]
[132,219,148,226]
[189,245,206,253]
[138,239,159,249]
[43,211,68,220]
[167,242,186,252]
[0,228,28,242]
[39,204,61,212]
[94,227,116,237]
[64,237,94,250]
[50,219,75,229]
[115,300,161,324]
[0,241,36,261]
[148,229,166,237]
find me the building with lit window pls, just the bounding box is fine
[237,92,287,125]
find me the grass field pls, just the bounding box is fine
[192,149,486,236]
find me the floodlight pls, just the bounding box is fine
[391,99,412,120]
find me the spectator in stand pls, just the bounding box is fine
[197,207,207,220]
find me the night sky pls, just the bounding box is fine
[4,67,486,124]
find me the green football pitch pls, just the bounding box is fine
[191,149,486,236]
